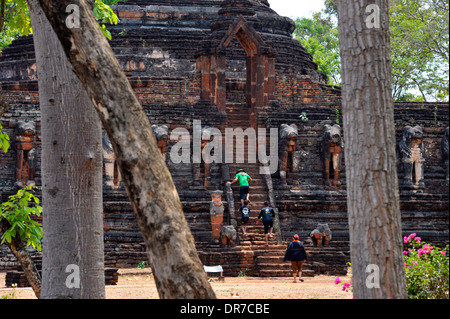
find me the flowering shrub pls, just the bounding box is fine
[334,277,352,293]
[403,233,449,299]
[334,262,352,293]
[334,236,449,299]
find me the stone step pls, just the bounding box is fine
[256,269,315,278]
[239,236,274,244]
[256,262,318,272]
[226,114,251,119]
[239,239,280,247]
[256,255,285,263]
[235,193,267,200]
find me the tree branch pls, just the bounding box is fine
[0,88,10,119]
[0,0,6,34]
[0,219,41,298]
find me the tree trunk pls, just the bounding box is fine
[0,88,9,118]
[336,0,406,298]
[27,0,105,299]
[0,219,41,298]
[36,0,215,299]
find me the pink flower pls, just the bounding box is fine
[414,237,421,243]
[404,233,417,243]
[441,251,446,256]
[418,248,424,258]
[403,250,408,255]
[334,277,341,285]
[342,282,352,292]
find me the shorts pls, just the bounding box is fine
[241,217,249,225]
[239,185,249,200]
[291,260,304,273]
[263,220,273,234]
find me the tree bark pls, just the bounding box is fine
[0,219,41,298]
[36,0,215,299]
[27,0,105,299]
[336,0,407,298]
[0,0,5,34]
[0,88,9,118]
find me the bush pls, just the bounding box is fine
[403,233,449,299]
[0,186,43,251]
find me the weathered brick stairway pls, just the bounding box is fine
[198,82,349,278]
[224,101,318,277]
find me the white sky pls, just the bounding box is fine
[268,0,325,19]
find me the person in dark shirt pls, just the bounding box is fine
[239,200,250,237]
[283,234,308,283]
[257,201,275,246]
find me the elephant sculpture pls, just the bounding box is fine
[442,127,449,185]
[399,125,425,188]
[15,121,36,187]
[151,124,169,161]
[321,124,343,188]
[310,223,332,247]
[279,124,300,187]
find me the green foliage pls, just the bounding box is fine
[0,123,10,153]
[237,268,251,277]
[294,0,449,102]
[93,0,119,40]
[0,0,31,52]
[335,108,340,124]
[137,261,146,269]
[1,284,17,299]
[390,0,449,102]
[294,14,341,86]
[0,185,43,251]
[403,233,449,299]
[0,0,121,53]
[4,0,30,35]
[299,112,308,122]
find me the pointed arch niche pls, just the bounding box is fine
[197,16,276,127]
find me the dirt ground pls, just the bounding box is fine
[0,268,353,299]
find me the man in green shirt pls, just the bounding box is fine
[227,169,252,206]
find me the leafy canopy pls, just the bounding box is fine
[0,0,122,53]
[294,12,340,86]
[390,0,449,102]
[293,0,449,102]
[0,0,31,51]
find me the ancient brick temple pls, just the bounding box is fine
[0,0,448,277]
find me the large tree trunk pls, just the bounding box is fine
[0,219,41,298]
[27,0,105,299]
[36,0,215,299]
[336,0,406,298]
